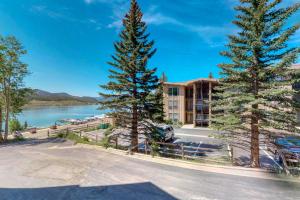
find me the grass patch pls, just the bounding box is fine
[99,126,114,148]
[57,132,97,145]
[56,127,115,148]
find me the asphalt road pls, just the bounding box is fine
[0,138,299,200]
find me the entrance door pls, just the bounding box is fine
[186,112,193,124]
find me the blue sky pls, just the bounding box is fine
[0,0,299,96]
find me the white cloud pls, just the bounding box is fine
[143,13,181,26]
[106,1,130,29]
[105,4,234,47]
[30,5,103,31]
[143,6,235,47]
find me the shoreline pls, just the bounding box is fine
[23,102,99,109]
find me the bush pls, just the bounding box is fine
[82,136,89,142]
[57,133,65,138]
[165,119,173,125]
[100,126,114,148]
[100,136,111,149]
[164,119,183,127]
[9,119,23,133]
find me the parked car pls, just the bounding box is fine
[155,125,175,142]
[274,136,300,165]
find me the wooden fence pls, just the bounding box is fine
[47,123,102,140]
[109,137,232,164]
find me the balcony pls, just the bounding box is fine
[196,114,209,122]
[195,103,209,112]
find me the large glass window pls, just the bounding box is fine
[168,87,179,96]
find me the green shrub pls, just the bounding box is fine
[100,136,111,148]
[150,142,160,157]
[57,133,65,138]
[83,136,89,142]
[9,119,23,133]
[165,119,173,125]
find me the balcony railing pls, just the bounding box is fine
[195,104,209,111]
[196,114,209,122]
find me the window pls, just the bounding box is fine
[168,100,173,109]
[168,87,179,96]
[173,100,178,109]
[168,100,178,110]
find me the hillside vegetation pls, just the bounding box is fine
[25,89,99,107]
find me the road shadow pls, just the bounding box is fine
[174,141,224,157]
[0,137,70,148]
[234,155,278,170]
[0,182,177,200]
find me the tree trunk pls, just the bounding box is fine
[0,106,3,142]
[131,103,138,152]
[250,105,260,168]
[4,102,9,141]
[4,85,10,141]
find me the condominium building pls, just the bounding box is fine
[163,78,218,127]
[163,64,300,127]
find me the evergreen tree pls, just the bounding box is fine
[212,0,300,167]
[99,0,159,152]
[146,73,165,123]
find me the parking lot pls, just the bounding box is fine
[71,126,280,169]
[83,127,228,163]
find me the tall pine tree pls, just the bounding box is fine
[146,73,165,123]
[212,0,300,167]
[99,0,159,152]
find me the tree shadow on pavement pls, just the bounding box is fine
[0,182,178,200]
[234,155,278,170]
[0,137,70,148]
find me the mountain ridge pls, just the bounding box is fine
[25,89,100,107]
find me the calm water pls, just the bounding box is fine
[17,105,104,128]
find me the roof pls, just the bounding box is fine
[164,78,218,86]
[164,64,300,86]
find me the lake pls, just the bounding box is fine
[17,105,105,128]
